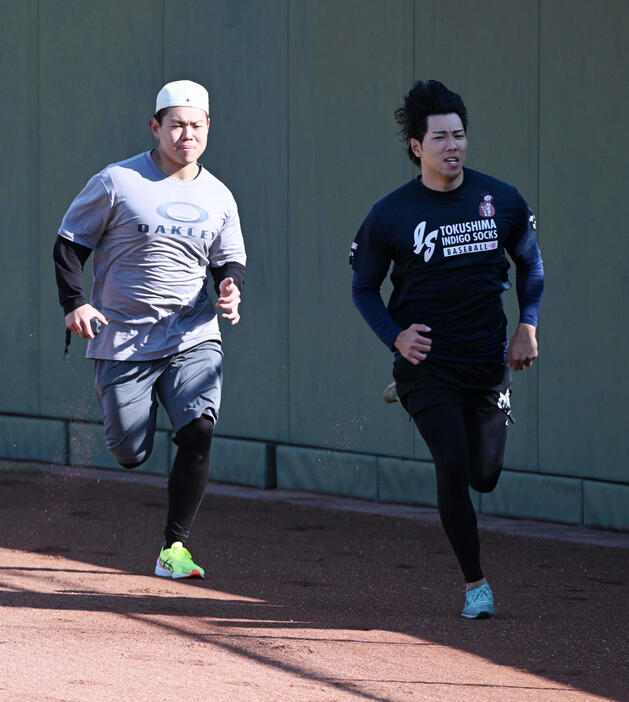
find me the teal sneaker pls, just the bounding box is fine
[461,583,495,619]
[155,541,205,579]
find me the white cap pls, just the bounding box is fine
[155,80,209,114]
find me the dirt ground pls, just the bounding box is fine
[1,462,628,702]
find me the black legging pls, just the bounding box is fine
[164,416,214,547]
[413,403,507,582]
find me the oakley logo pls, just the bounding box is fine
[156,202,209,224]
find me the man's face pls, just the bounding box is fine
[150,106,210,168]
[410,113,468,190]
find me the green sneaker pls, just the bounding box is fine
[155,541,205,579]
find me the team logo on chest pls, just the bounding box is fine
[479,193,495,217]
[413,211,501,260]
[413,221,438,262]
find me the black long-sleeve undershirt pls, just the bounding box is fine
[53,237,92,314]
[210,261,246,298]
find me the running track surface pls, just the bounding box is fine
[1,462,627,702]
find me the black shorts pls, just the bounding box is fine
[392,357,514,421]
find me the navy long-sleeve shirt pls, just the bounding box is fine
[350,169,544,362]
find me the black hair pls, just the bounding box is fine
[153,107,170,125]
[394,80,468,166]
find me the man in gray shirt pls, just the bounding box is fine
[54,80,246,579]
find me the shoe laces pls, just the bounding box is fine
[168,542,191,558]
[467,584,491,603]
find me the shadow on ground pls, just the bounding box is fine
[1,465,627,701]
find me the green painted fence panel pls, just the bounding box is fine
[164,0,290,443]
[480,470,582,525]
[0,0,40,416]
[377,456,438,507]
[211,437,275,489]
[277,445,378,501]
[583,481,629,532]
[0,0,627,527]
[37,0,163,421]
[288,0,416,458]
[0,416,67,465]
[538,1,628,482]
[411,0,541,469]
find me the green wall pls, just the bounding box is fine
[1,0,627,530]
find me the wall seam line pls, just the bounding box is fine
[36,0,42,416]
[536,0,542,476]
[286,0,291,443]
[162,0,166,83]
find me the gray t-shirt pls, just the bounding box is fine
[58,152,246,361]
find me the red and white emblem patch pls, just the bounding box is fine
[479,194,495,217]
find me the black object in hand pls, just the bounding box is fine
[90,318,103,336]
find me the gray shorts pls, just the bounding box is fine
[94,340,223,467]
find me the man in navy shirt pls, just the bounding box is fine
[351,80,543,619]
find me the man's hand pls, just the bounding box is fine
[65,304,108,339]
[507,323,538,370]
[394,324,432,365]
[217,277,241,325]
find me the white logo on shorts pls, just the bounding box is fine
[498,389,511,411]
